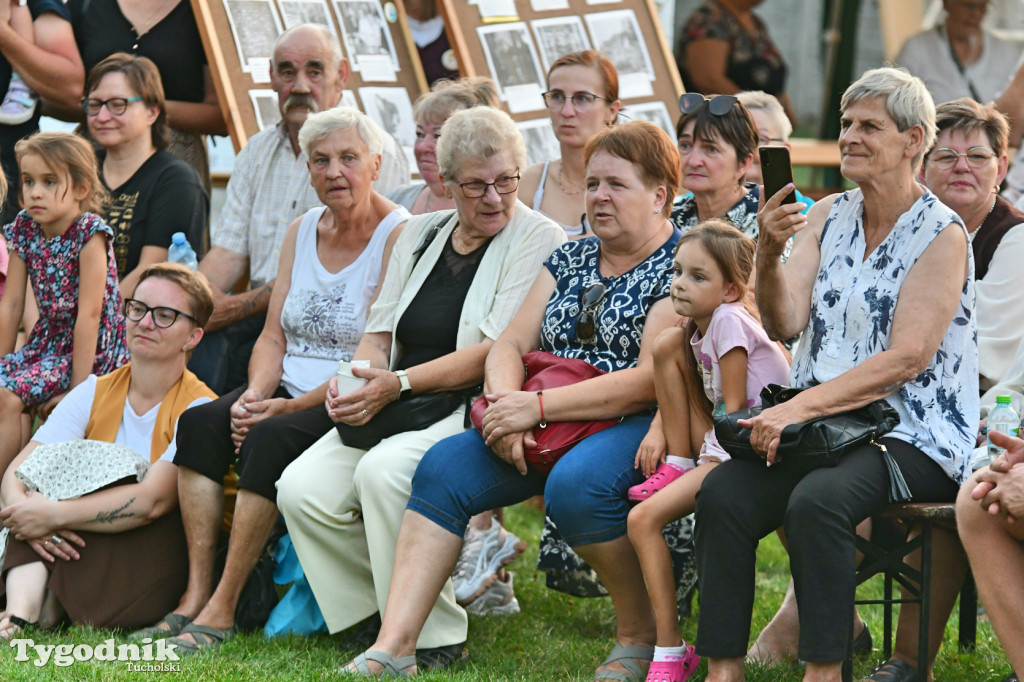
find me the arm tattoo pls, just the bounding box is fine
[93,498,136,524]
[241,279,274,318]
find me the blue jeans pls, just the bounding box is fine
[407,415,652,546]
[187,315,265,395]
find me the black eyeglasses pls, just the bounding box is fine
[123,298,197,328]
[455,172,520,198]
[542,91,610,111]
[678,93,739,116]
[81,96,143,116]
[575,282,607,344]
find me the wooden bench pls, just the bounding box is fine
[848,503,976,681]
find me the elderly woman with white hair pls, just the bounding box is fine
[695,67,978,682]
[276,106,565,667]
[141,106,410,652]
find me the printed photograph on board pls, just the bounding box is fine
[224,0,284,72]
[335,0,399,70]
[531,16,591,72]
[478,22,546,111]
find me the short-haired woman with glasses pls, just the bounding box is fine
[0,263,216,639]
[922,98,1021,393]
[84,53,208,298]
[671,92,760,237]
[518,50,621,238]
[339,121,681,679]
[274,106,564,666]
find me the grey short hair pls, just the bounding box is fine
[273,24,342,66]
[841,67,936,167]
[298,106,385,158]
[437,107,526,181]
[736,90,792,141]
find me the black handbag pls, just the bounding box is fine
[713,384,911,502]
[334,390,472,450]
[334,211,473,451]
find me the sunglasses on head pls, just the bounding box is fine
[678,93,739,116]
[575,282,607,344]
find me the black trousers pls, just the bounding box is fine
[174,384,336,501]
[694,438,959,662]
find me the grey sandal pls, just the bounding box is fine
[167,623,237,655]
[595,642,654,681]
[129,612,193,641]
[341,650,417,678]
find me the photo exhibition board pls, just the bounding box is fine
[190,0,427,164]
[437,0,684,166]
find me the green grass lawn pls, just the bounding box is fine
[0,503,1013,681]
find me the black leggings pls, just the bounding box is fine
[174,385,336,501]
[694,438,959,662]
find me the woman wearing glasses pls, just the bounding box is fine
[671,93,760,239]
[518,50,621,238]
[387,76,499,214]
[0,263,215,638]
[84,53,208,298]
[274,106,564,667]
[149,107,410,651]
[339,121,680,678]
[695,68,977,682]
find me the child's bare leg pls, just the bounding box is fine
[1,562,47,638]
[9,2,34,38]
[629,462,719,646]
[653,328,697,460]
[0,387,27,473]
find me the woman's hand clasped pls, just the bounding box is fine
[0,491,62,540]
[229,388,294,452]
[480,391,543,445]
[29,531,85,563]
[737,399,811,465]
[325,367,401,425]
[757,183,808,259]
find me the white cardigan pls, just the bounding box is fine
[365,200,566,370]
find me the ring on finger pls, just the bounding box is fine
[51,535,63,546]
[361,408,369,418]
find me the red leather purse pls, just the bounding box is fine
[470,350,622,472]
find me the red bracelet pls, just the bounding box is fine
[537,390,546,428]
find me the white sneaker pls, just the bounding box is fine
[0,73,37,125]
[452,524,525,604]
[464,571,521,616]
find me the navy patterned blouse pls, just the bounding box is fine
[541,231,681,374]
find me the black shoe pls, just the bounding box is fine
[852,622,873,655]
[416,642,468,671]
[1001,672,1018,682]
[858,658,919,682]
[334,612,381,651]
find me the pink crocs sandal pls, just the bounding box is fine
[644,646,700,682]
[629,462,691,501]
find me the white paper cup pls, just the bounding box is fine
[336,360,371,398]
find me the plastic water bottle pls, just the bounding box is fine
[168,232,198,270]
[987,395,1019,460]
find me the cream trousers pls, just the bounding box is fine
[276,411,469,647]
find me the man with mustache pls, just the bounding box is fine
[187,23,408,395]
